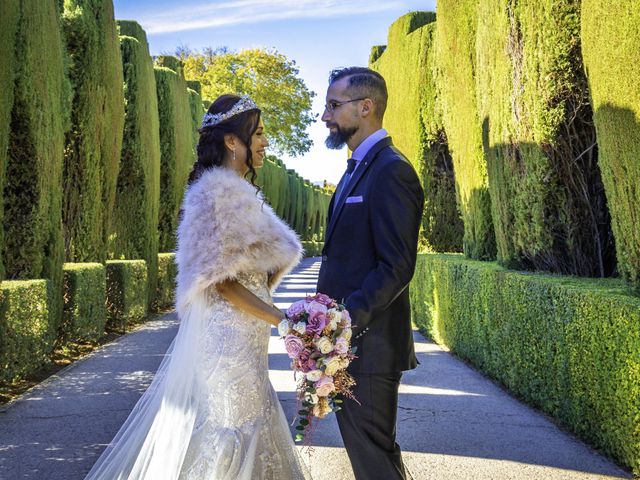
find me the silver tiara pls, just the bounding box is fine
[201,95,258,129]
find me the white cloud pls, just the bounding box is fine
[142,0,406,34]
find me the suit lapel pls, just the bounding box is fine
[324,137,392,246]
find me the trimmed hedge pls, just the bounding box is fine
[154,253,176,311]
[256,156,330,242]
[0,280,52,383]
[411,253,640,474]
[4,0,70,329]
[476,0,614,276]
[188,86,205,147]
[106,260,148,330]
[434,0,496,260]
[582,1,640,292]
[187,80,202,96]
[62,263,106,342]
[369,45,386,64]
[301,241,323,258]
[0,0,19,280]
[110,25,161,307]
[61,0,125,263]
[371,12,463,252]
[154,57,197,251]
[117,19,147,45]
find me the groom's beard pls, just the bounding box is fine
[325,123,358,149]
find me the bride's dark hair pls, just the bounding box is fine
[187,94,262,187]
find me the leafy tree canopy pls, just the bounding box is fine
[179,46,316,156]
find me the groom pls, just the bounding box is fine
[317,67,424,479]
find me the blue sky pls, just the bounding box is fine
[113,0,437,184]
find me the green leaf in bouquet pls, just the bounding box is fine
[307,387,317,394]
[333,406,342,412]
[300,419,309,426]
[295,434,304,442]
[295,425,305,430]
[333,399,343,404]
[298,409,308,415]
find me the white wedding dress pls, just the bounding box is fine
[85,166,310,480]
[85,272,310,480]
[179,272,309,479]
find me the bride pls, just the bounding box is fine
[85,94,311,479]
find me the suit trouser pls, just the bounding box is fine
[336,372,406,480]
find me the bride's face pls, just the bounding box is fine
[250,119,269,169]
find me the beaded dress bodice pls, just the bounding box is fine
[178,272,310,480]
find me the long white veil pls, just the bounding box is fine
[85,295,214,480]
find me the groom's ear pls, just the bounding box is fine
[360,98,374,118]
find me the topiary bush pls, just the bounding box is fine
[62,263,106,342]
[0,280,52,383]
[4,0,70,331]
[476,0,615,277]
[411,253,640,474]
[582,0,640,293]
[0,0,19,280]
[371,11,463,253]
[110,24,161,308]
[301,241,323,257]
[434,0,496,260]
[106,260,148,330]
[154,253,176,311]
[154,57,197,252]
[61,0,125,263]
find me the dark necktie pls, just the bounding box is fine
[333,158,356,212]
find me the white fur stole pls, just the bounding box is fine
[175,167,302,314]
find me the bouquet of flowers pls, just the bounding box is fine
[279,293,357,442]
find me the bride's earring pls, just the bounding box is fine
[233,148,236,162]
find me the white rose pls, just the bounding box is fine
[340,327,352,342]
[306,369,322,382]
[293,321,306,335]
[305,392,319,404]
[326,308,341,330]
[315,337,334,354]
[324,356,343,376]
[278,318,291,337]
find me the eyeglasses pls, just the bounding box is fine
[324,98,367,112]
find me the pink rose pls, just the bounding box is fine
[334,337,349,355]
[315,375,336,397]
[301,358,317,373]
[305,312,327,335]
[314,293,333,306]
[284,334,305,359]
[287,300,307,319]
[341,309,352,326]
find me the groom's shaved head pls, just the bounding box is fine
[329,67,388,120]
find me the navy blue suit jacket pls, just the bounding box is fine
[317,137,424,374]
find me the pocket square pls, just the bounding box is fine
[345,195,364,204]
